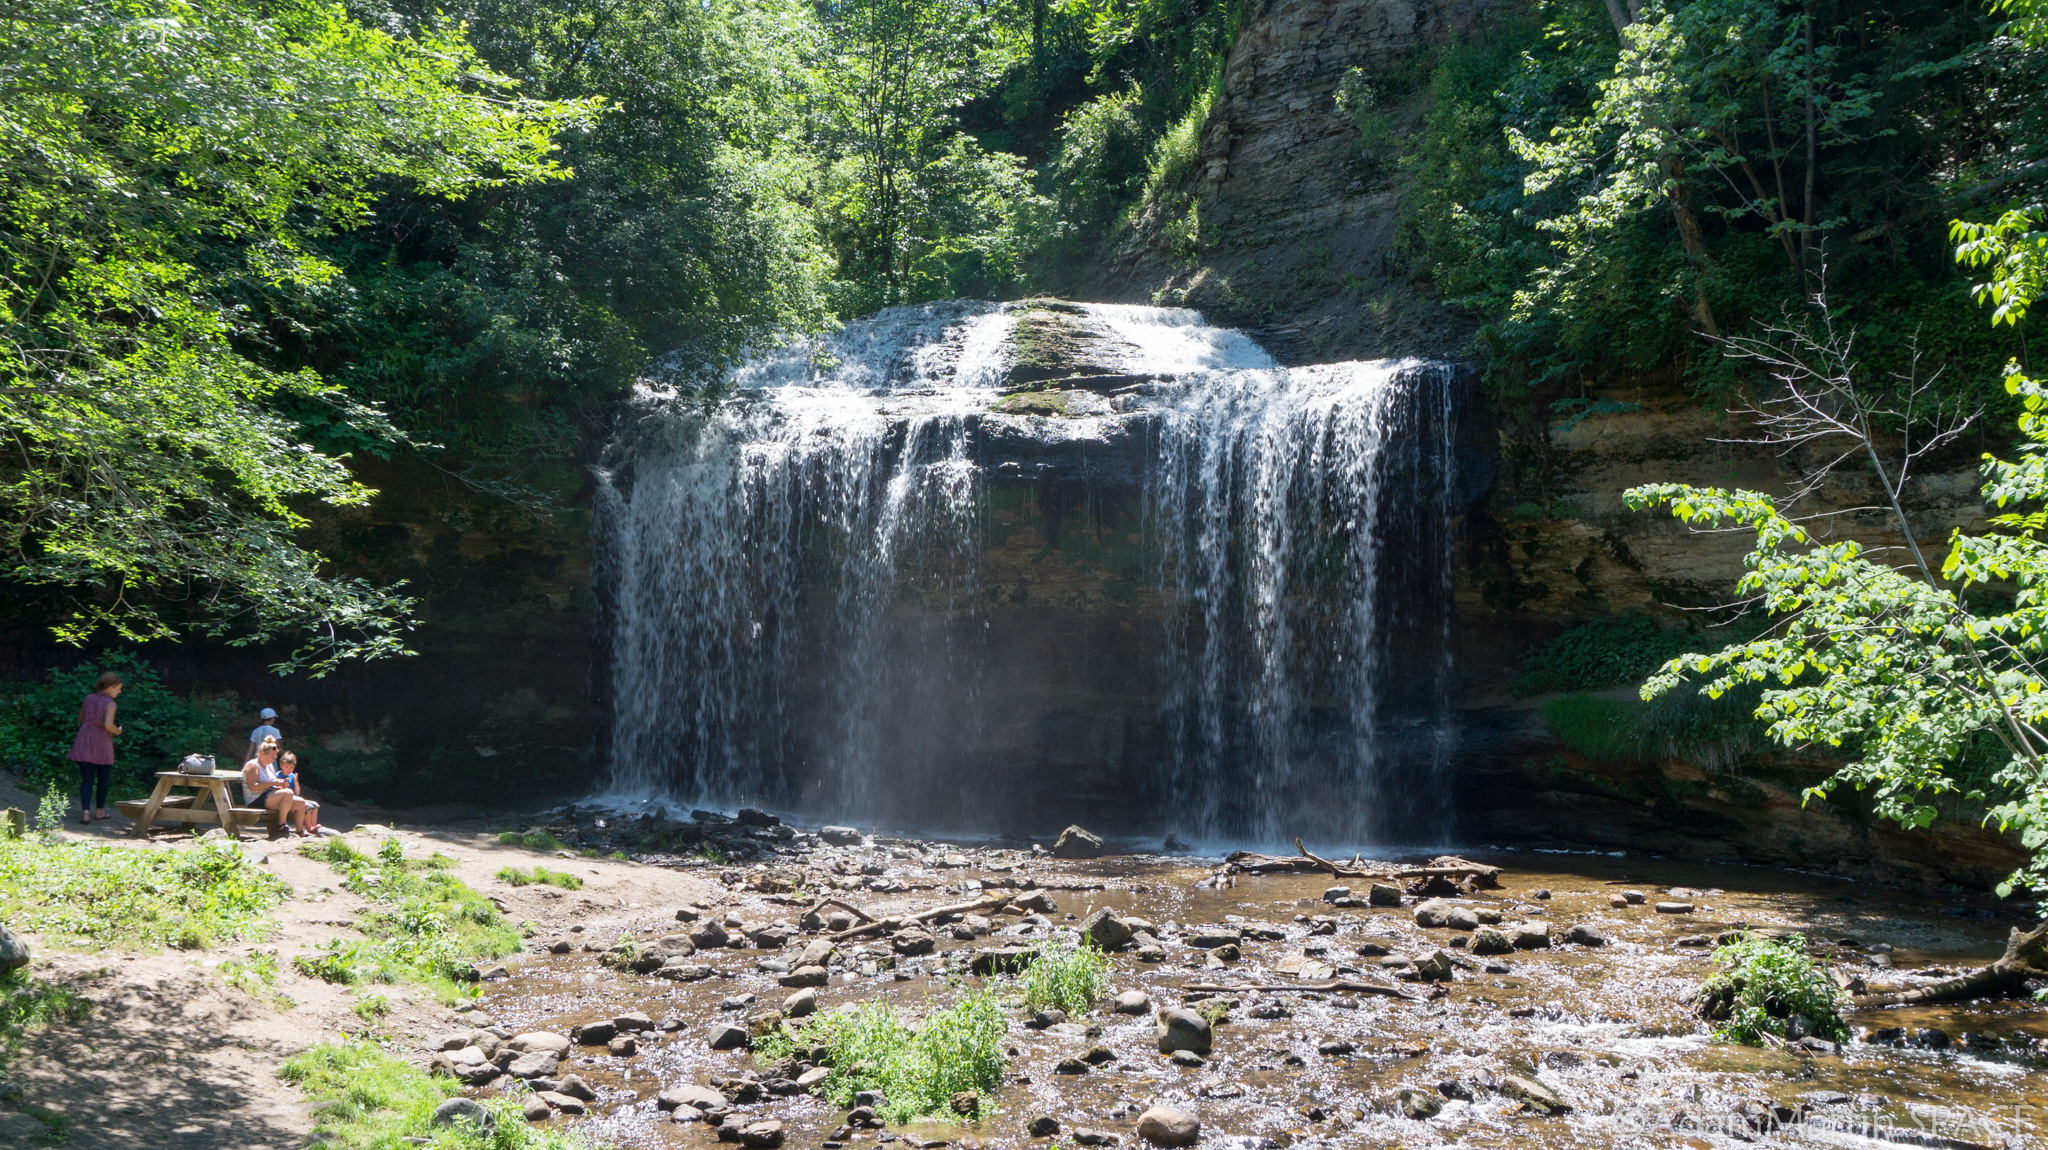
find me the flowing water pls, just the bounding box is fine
[474,840,2048,1150]
[596,301,1461,845]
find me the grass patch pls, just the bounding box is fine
[756,990,1007,1123]
[296,836,520,1002]
[495,865,582,890]
[0,835,285,951]
[1018,934,1108,1016]
[1695,932,1849,1045]
[221,950,295,1011]
[495,829,565,853]
[352,991,390,1022]
[0,971,91,1071]
[282,1040,592,1149]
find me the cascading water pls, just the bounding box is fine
[595,300,1463,846]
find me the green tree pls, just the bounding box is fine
[0,0,596,670]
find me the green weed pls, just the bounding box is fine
[0,971,91,1071]
[756,991,1007,1123]
[1018,934,1108,1017]
[496,865,582,890]
[298,837,521,1000]
[1513,615,1711,696]
[691,843,728,865]
[1542,687,1764,770]
[282,1040,595,1149]
[0,836,285,951]
[352,992,390,1022]
[496,829,565,852]
[34,784,62,839]
[1696,932,1849,1045]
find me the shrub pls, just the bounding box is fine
[496,829,565,852]
[0,652,235,800]
[496,866,581,890]
[1542,685,1764,769]
[1019,933,1108,1017]
[1694,933,1849,1045]
[758,991,1007,1123]
[0,836,285,950]
[282,1040,594,1149]
[1513,615,1715,696]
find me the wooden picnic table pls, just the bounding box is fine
[121,771,274,839]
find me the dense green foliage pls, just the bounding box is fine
[757,990,1008,1123]
[1697,932,1848,1045]
[0,0,596,667]
[0,836,286,950]
[295,836,520,997]
[1398,0,2038,404]
[0,652,232,799]
[1542,688,1763,767]
[283,1040,593,1149]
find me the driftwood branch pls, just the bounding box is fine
[828,891,1015,943]
[1182,980,1416,1000]
[804,896,876,924]
[1221,847,1504,889]
[1852,921,2047,1008]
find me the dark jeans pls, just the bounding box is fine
[77,761,112,810]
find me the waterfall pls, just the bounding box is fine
[595,300,1461,845]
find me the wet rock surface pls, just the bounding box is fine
[450,819,2046,1150]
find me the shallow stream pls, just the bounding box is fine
[477,845,2045,1150]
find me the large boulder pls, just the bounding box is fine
[1081,908,1134,951]
[1052,826,1106,859]
[689,921,731,949]
[1155,1007,1213,1055]
[574,1020,618,1046]
[0,923,28,974]
[1367,883,1403,907]
[1136,1106,1200,1146]
[819,826,863,845]
[1471,928,1512,957]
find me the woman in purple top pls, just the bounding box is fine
[67,671,123,824]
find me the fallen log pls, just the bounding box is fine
[1852,921,2047,1008]
[1296,840,1372,878]
[1181,979,1416,1000]
[828,890,1016,943]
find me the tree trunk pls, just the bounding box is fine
[1852,922,2047,1008]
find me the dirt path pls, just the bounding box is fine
[0,778,718,1150]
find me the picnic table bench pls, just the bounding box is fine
[118,771,280,839]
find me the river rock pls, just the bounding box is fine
[506,1051,560,1079]
[690,921,732,948]
[522,1095,552,1122]
[970,947,1036,975]
[1113,990,1154,1015]
[1156,1007,1213,1055]
[433,1097,496,1131]
[779,964,829,987]
[891,927,936,956]
[575,1020,618,1046]
[1015,890,1058,914]
[1052,825,1106,859]
[659,960,715,981]
[1412,949,1455,982]
[0,924,29,974]
[1500,1075,1570,1114]
[797,1067,831,1089]
[536,1091,586,1115]
[1445,907,1479,931]
[749,925,791,949]
[1656,902,1695,915]
[661,1084,730,1112]
[737,807,780,827]
[1563,925,1606,947]
[1394,1089,1442,1120]
[557,1074,598,1102]
[784,987,818,1017]
[1136,1106,1200,1146]
[707,1023,751,1051]
[951,1090,982,1116]
[1368,883,1403,906]
[615,1010,653,1031]
[1471,927,1512,956]
[1081,908,1134,950]
[609,1035,640,1056]
[1186,930,1239,948]
[820,826,863,845]
[1509,924,1551,949]
[1618,890,1647,905]
[1322,886,1352,903]
[1413,899,1455,927]
[740,1119,786,1148]
[796,939,837,967]
[1029,1116,1061,1137]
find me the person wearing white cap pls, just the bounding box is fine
[247,707,281,762]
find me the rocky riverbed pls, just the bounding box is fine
[420,807,2048,1150]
